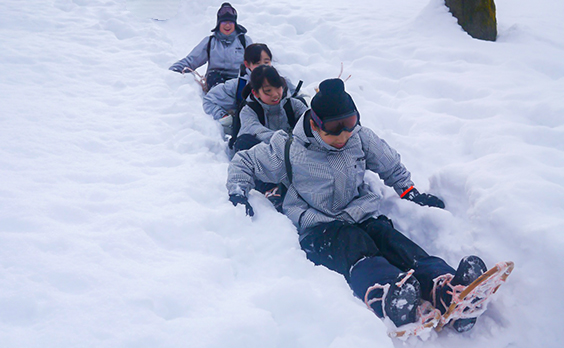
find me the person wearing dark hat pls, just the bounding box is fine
[169,3,252,91]
[225,78,491,336]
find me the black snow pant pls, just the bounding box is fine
[298,216,455,318]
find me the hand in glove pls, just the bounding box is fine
[229,194,255,217]
[169,64,186,74]
[401,186,445,209]
[219,114,233,127]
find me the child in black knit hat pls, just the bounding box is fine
[309,78,360,149]
[169,3,253,91]
[226,78,512,338]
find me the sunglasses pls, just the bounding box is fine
[218,6,237,17]
[311,110,359,136]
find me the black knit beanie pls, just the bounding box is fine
[311,79,357,121]
[214,3,237,30]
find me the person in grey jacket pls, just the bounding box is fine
[229,65,308,211]
[203,43,300,135]
[233,65,308,150]
[226,78,488,334]
[169,3,252,91]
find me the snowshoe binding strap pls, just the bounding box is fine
[390,301,441,340]
[364,283,390,314]
[364,269,415,316]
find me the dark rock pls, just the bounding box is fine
[445,0,497,41]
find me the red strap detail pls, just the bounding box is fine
[400,185,415,198]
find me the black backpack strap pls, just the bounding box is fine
[241,83,252,101]
[284,136,293,184]
[238,34,246,48]
[228,100,244,149]
[283,99,297,128]
[247,99,265,125]
[206,36,213,61]
[239,64,247,76]
[291,80,303,97]
[290,80,309,107]
[303,110,314,138]
[229,100,264,148]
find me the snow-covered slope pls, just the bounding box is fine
[1,0,563,347]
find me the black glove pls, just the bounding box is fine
[402,187,445,209]
[229,194,255,217]
[169,65,185,73]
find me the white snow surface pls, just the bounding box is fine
[1,0,563,347]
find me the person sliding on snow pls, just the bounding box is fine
[226,78,494,336]
[169,3,252,91]
[232,65,307,151]
[203,43,303,136]
[229,65,308,212]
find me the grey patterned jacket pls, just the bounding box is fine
[238,93,308,143]
[169,30,252,79]
[226,111,415,235]
[202,70,298,121]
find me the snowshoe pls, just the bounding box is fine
[432,255,487,332]
[365,270,441,339]
[434,260,514,331]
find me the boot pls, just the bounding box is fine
[365,271,421,328]
[433,255,487,332]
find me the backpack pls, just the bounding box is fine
[228,81,304,149]
[206,34,247,61]
[235,65,248,105]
